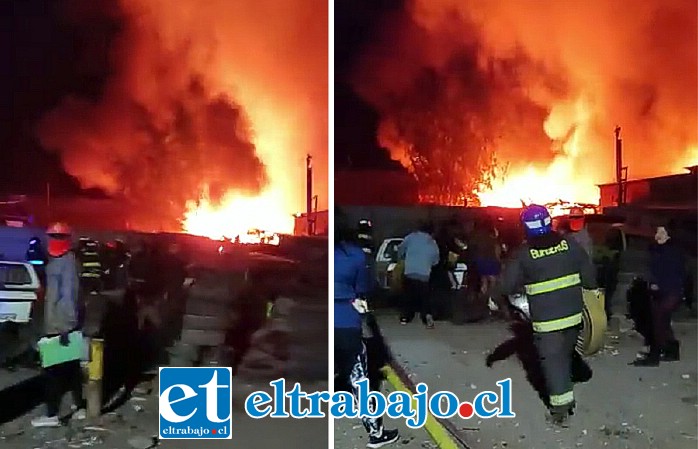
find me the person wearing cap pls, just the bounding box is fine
[566,208,593,259]
[32,223,86,427]
[493,205,596,425]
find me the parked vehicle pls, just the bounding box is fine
[375,238,403,291]
[0,260,43,366]
[0,261,42,324]
[374,237,468,292]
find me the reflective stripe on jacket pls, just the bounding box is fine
[496,234,597,333]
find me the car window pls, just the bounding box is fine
[0,263,32,285]
[384,240,402,262]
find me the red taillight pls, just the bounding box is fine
[37,286,45,302]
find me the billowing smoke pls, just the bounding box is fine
[353,0,697,205]
[38,0,327,229]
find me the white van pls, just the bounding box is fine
[0,261,41,324]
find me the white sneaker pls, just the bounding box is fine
[71,405,87,420]
[31,415,60,427]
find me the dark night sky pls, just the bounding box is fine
[3,0,400,196]
[1,0,119,196]
[334,0,404,171]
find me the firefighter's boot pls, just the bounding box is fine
[546,403,573,427]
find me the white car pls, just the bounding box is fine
[0,261,41,324]
[375,237,468,291]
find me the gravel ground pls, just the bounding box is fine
[0,377,329,449]
[351,311,698,449]
[334,382,435,449]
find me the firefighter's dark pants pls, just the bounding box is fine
[533,326,580,411]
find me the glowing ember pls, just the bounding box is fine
[544,201,598,218]
[182,187,293,243]
[477,158,600,208]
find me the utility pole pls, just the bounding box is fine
[614,127,627,206]
[306,154,313,236]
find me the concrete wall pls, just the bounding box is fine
[337,205,521,244]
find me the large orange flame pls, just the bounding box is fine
[354,0,696,209]
[477,96,600,207]
[154,0,327,238]
[36,0,327,235]
[182,187,292,242]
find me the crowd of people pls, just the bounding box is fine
[15,223,189,427]
[397,215,513,327]
[334,205,692,436]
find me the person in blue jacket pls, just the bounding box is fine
[633,223,686,366]
[335,217,399,448]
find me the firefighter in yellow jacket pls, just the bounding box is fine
[76,237,103,293]
[496,204,597,425]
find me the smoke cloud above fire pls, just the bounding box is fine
[353,0,697,205]
[38,0,327,230]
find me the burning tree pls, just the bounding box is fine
[354,0,697,207]
[376,55,508,206]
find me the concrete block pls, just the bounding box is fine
[180,329,226,347]
[185,300,230,317]
[182,314,229,331]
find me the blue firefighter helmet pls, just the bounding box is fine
[521,204,552,237]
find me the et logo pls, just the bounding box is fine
[159,367,233,439]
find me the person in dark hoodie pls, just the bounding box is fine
[494,204,596,426]
[632,224,686,366]
[31,223,86,428]
[335,217,399,449]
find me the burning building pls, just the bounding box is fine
[350,0,697,208]
[35,0,327,240]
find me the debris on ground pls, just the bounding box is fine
[82,427,109,433]
[127,435,158,449]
